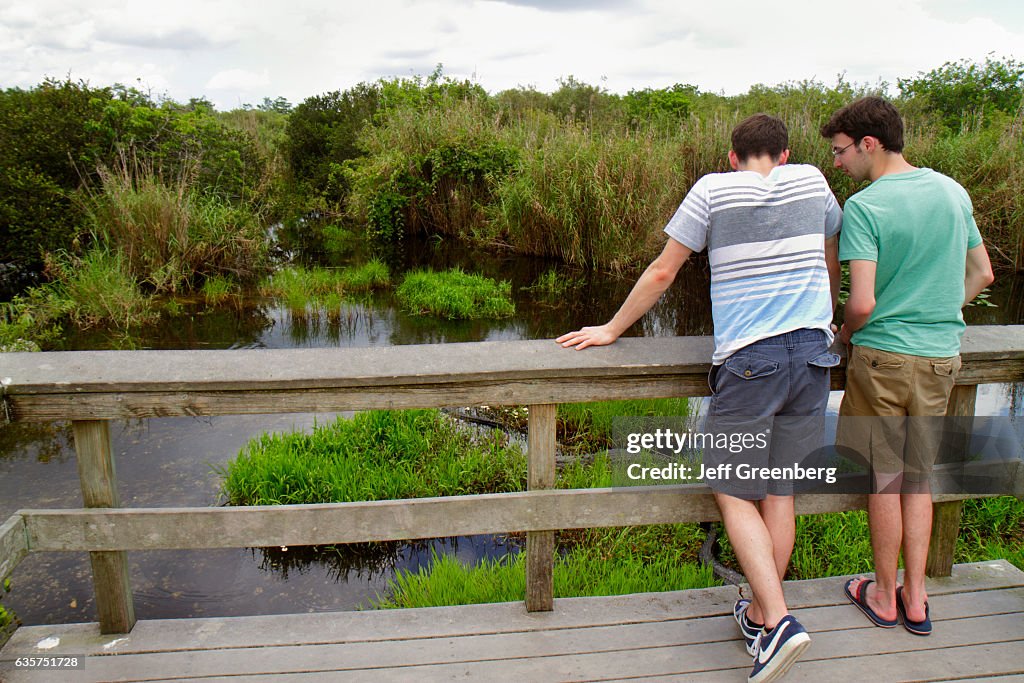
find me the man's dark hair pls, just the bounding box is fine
[820,96,905,153]
[731,113,788,162]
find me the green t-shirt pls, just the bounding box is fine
[839,168,983,357]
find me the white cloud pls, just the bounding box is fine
[0,0,1020,109]
[206,68,271,91]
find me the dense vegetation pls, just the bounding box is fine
[1,56,1022,349]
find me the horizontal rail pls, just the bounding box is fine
[16,486,1019,556]
[19,487,829,551]
[3,327,1023,422]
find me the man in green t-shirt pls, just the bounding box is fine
[821,97,993,637]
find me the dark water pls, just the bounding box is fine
[1,238,1022,626]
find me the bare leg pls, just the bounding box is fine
[852,486,902,622]
[746,495,795,625]
[717,493,789,628]
[899,491,933,622]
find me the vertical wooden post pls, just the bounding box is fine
[72,420,136,634]
[525,403,557,612]
[926,384,977,577]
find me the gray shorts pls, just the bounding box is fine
[704,328,838,500]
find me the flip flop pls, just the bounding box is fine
[895,586,932,636]
[844,578,898,628]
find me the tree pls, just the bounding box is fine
[898,55,1024,130]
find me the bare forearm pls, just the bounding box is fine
[603,264,676,336]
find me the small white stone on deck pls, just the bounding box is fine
[35,636,60,649]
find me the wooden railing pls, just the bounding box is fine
[1,326,1023,634]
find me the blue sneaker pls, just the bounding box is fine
[748,614,811,683]
[734,598,764,656]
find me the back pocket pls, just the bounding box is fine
[808,351,841,369]
[724,353,779,380]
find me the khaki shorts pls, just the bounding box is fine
[837,345,960,485]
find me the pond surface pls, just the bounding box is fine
[2,237,1022,626]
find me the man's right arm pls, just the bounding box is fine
[963,243,994,306]
[557,238,693,350]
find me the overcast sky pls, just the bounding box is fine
[2,0,1022,110]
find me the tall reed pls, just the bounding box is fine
[85,154,270,293]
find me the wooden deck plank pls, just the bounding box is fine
[2,561,1019,658]
[6,608,1023,683]
[1,561,1021,682]
[3,561,1019,658]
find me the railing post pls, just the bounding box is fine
[72,420,136,634]
[926,384,977,577]
[525,403,557,612]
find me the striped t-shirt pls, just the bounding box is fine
[664,164,842,364]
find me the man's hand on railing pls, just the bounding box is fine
[556,324,620,350]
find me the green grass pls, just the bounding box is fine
[0,578,15,648]
[715,497,1024,580]
[339,259,390,291]
[396,268,514,319]
[557,398,691,454]
[259,260,390,314]
[201,275,237,304]
[374,532,718,609]
[522,268,584,304]
[218,409,526,505]
[44,247,158,330]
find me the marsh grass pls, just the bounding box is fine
[218,409,526,505]
[396,267,514,319]
[0,287,68,351]
[557,398,691,455]
[488,123,689,270]
[44,247,158,329]
[521,268,584,305]
[374,528,717,609]
[259,260,390,315]
[200,274,238,305]
[86,157,270,294]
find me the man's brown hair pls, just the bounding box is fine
[731,113,788,162]
[820,96,905,153]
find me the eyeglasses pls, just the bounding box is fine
[832,141,857,157]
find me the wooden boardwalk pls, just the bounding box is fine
[1,560,1022,682]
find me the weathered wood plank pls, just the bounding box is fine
[3,327,1022,422]
[20,486,868,551]
[71,421,135,635]
[4,377,709,421]
[526,403,557,613]
[0,514,27,581]
[2,562,1019,657]
[20,485,1014,555]
[0,337,717,394]
[16,609,1019,683]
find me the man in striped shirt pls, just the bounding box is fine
[558,113,842,682]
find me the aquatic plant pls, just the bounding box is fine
[396,268,514,319]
